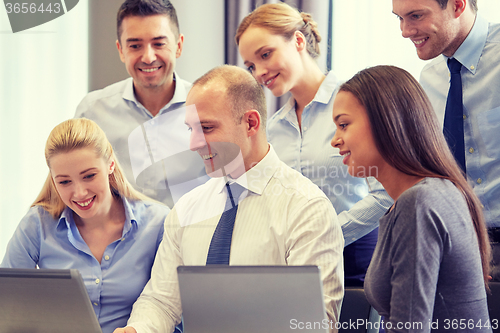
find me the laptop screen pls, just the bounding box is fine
[177,265,329,333]
[0,268,102,333]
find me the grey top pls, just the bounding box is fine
[365,177,491,332]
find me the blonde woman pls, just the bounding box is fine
[236,3,393,286]
[1,118,169,333]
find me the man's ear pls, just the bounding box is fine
[116,40,125,63]
[452,0,467,17]
[176,34,184,58]
[294,30,306,53]
[244,110,262,137]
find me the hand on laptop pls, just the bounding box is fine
[113,326,137,333]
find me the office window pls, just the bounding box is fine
[0,5,88,259]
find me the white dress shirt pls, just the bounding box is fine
[127,145,344,333]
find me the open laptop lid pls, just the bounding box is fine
[0,268,102,333]
[177,265,328,333]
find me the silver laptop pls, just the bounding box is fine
[177,265,329,333]
[0,268,102,333]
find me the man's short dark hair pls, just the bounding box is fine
[434,0,477,13]
[117,0,180,43]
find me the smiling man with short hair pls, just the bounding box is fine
[393,0,500,280]
[75,0,207,208]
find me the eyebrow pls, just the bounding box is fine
[54,168,97,179]
[333,113,347,122]
[125,36,168,43]
[184,120,215,127]
[392,9,420,17]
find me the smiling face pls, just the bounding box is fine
[392,0,463,59]
[116,14,183,95]
[238,25,303,97]
[185,85,249,179]
[50,148,115,223]
[331,91,385,178]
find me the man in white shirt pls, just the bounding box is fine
[114,65,344,333]
[75,0,207,208]
[393,0,500,280]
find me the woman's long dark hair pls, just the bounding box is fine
[341,65,490,288]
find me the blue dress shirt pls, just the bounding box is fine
[1,197,168,333]
[267,71,393,245]
[420,15,500,227]
[75,73,209,208]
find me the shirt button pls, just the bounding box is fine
[104,255,110,261]
[95,278,100,284]
[470,65,475,70]
[469,147,474,154]
[93,302,98,306]
[477,178,482,184]
[463,114,467,120]
[121,238,125,241]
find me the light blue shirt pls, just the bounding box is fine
[267,71,393,245]
[1,197,168,333]
[420,15,500,227]
[75,74,209,208]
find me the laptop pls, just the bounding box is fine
[177,265,329,333]
[0,268,102,333]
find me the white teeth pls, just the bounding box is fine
[202,153,217,160]
[141,67,159,73]
[265,78,273,85]
[413,38,427,45]
[343,152,351,157]
[76,197,93,207]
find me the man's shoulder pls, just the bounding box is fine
[75,78,132,118]
[487,21,500,42]
[270,161,329,201]
[174,178,217,206]
[79,78,131,105]
[127,197,170,217]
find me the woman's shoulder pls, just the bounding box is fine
[397,177,467,219]
[123,197,170,220]
[22,205,58,225]
[400,178,458,202]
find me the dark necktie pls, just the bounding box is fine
[443,57,466,172]
[206,182,246,265]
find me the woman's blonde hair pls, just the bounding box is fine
[235,2,322,59]
[33,118,152,219]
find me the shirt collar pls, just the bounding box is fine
[212,144,280,196]
[121,72,187,114]
[56,195,138,234]
[451,14,488,75]
[275,71,339,121]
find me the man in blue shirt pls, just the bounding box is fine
[75,0,208,208]
[393,0,500,280]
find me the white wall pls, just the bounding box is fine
[171,0,225,82]
[0,3,89,259]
